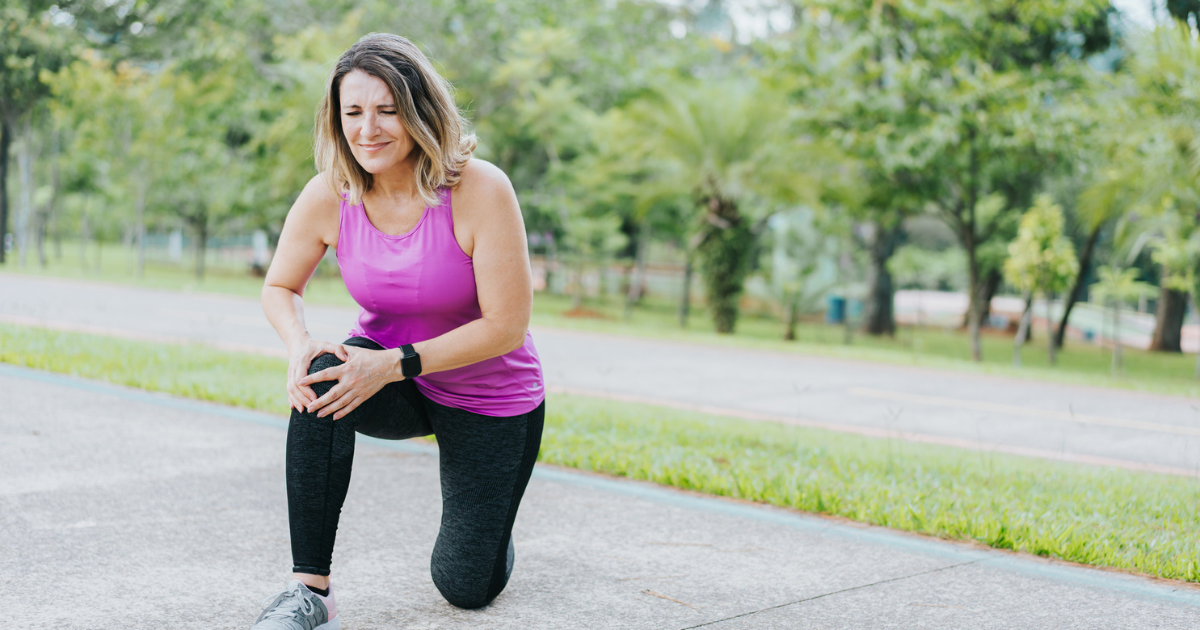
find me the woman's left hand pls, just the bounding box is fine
[299,345,402,420]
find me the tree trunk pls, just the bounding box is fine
[696,196,752,334]
[1192,298,1200,380]
[1013,291,1033,367]
[965,238,983,362]
[192,210,208,280]
[79,200,91,271]
[679,255,693,328]
[0,119,9,265]
[35,127,61,269]
[16,120,34,268]
[1111,300,1123,376]
[135,176,147,277]
[863,221,902,337]
[783,288,800,341]
[545,232,559,295]
[1045,292,1057,366]
[1054,224,1101,349]
[963,268,1002,330]
[1149,285,1186,352]
[624,221,650,320]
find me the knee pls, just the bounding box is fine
[308,352,344,376]
[432,573,494,610]
[306,353,344,396]
[430,538,513,609]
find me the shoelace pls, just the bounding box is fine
[259,583,316,623]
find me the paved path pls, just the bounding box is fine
[4,365,1199,629]
[4,274,1200,476]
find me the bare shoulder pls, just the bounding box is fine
[453,158,517,215]
[450,159,525,259]
[286,173,342,246]
[295,173,343,212]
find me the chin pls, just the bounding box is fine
[355,150,409,175]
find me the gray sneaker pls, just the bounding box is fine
[251,580,340,630]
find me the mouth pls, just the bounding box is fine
[359,142,391,153]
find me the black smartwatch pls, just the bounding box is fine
[399,344,422,378]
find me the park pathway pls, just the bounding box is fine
[3,364,1198,628]
[3,273,1200,475]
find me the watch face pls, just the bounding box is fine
[402,351,421,378]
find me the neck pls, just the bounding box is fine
[368,154,421,203]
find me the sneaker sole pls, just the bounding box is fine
[316,618,340,630]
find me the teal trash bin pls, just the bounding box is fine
[826,295,846,324]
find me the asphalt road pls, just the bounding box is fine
[4,365,1198,629]
[3,273,1200,476]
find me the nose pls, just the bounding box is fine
[361,112,379,139]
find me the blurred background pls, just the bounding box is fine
[11,3,1200,610]
[3,0,1200,387]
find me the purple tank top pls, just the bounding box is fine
[336,187,544,417]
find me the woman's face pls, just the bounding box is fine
[339,69,415,175]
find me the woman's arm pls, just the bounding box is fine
[411,159,533,371]
[262,174,348,411]
[301,160,534,420]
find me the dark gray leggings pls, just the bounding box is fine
[286,337,544,609]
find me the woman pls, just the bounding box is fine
[254,33,545,629]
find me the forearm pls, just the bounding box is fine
[394,316,527,379]
[262,284,312,351]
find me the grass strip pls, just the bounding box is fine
[3,322,1199,582]
[9,252,1200,398]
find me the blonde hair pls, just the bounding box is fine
[314,33,476,208]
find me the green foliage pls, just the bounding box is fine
[1091,267,1153,307]
[1003,195,1080,296]
[889,245,969,291]
[609,77,831,332]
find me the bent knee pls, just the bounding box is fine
[432,576,495,610]
[308,352,344,376]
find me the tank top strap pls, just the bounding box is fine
[430,186,453,226]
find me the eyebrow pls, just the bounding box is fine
[342,103,397,109]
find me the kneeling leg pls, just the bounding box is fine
[428,400,544,609]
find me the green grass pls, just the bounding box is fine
[7,241,1200,396]
[4,322,1200,583]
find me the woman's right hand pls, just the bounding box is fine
[286,335,349,412]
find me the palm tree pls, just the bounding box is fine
[618,78,837,333]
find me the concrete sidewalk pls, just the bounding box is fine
[3,364,1198,629]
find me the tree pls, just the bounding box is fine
[1,2,78,265]
[911,0,1111,362]
[765,1,938,337]
[1003,195,1079,365]
[616,77,831,333]
[1151,225,1200,375]
[1123,21,1200,353]
[765,209,837,341]
[1092,267,1153,376]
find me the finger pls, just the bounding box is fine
[289,385,311,412]
[307,384,343,414]
[333,397,362,421]
[334,344,349,361]
[300,364,343,387]
[318,391,357,419]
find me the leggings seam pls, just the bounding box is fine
[318,418,335,573]
[485,401,544,601]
